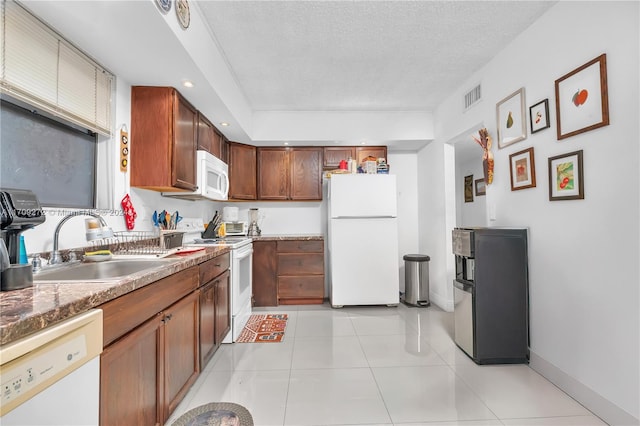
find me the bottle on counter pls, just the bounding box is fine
[347,157,357,174]
[19,236,28,264]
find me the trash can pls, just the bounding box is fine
[403,254,430,307]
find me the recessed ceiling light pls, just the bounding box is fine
[182,80,194,88]
[220,122,229,127]
[284,142,289,145]
[361,141,367,145]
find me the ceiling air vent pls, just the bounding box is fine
[464,84,482,110]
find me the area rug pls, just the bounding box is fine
[236,314,288,343]
[171,402,253,426]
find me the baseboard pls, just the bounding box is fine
[429,291,453,312]
[529,350,639,426]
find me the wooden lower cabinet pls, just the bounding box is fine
[100,314,162,426]
[277,240,325,305]
[252,239,325,306]
[252,241,278,307]
[214,272,231,346]
[163,291,200,418]
[99,267,200,425]
[199,269,230,368]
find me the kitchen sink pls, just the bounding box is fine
[33,259,179,282]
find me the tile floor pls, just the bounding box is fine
[166,303,606,426]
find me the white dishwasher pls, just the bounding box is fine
[0,309,103,425]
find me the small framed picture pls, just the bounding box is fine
[555,54,609,140]
[475,178,486,196]
[496,87,527,149]
[548,150,584,201]
[464,175,474,203]
[529,99,550,134]
[509,147,536,191]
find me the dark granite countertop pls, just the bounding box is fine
[252,234,324,241]
[0,246,229,346]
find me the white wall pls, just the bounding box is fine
[417,142,455,311]
[388,153,420,292]
[428,2,639,423]
[456,157,487,227]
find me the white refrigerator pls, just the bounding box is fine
[328,174,400,307]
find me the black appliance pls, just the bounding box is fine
[1,188,46,291]
[452,227,529,364]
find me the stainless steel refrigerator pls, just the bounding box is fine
[328,174,400,308]
[452,227,529,364]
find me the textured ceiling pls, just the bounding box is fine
[198,1,556,112]
[21,0,556,151]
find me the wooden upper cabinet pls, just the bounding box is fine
[197,112,224,159]
[356,146,387,164]
[323,147,356,169]
[257,147,322,201]
[228,142,257,200]
[131,86,197,192]
[290,148,322,200]
[257,148,290,200]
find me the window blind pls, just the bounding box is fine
[0,0,113,136]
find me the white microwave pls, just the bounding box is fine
[163,150,229,201]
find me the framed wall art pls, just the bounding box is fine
[529,99,550,134]
[475,178,486,196]
[509,147,536,191]
[176,0,190,29]
[496,87,527,149]
[555,54,609,140]
[464,175,474,203]
[548,150,584,201]
[155,0,172,14]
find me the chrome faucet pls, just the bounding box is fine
[50,211,114,264]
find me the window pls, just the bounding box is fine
[0,0,116,209]
[1,98,97,208]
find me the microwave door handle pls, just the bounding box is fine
[221,171,230,198]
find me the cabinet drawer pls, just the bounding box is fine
[277,240,323,253]
[278,275,324,298]
[278,253,324,275]
[101,267,199,347]
[199,252,230,284]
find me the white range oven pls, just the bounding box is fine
[180,220,253,343]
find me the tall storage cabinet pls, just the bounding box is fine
[131,86,198,192]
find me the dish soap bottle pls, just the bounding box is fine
[19,235,28,264]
